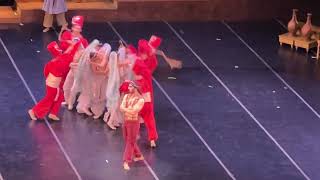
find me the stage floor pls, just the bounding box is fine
[0,20,319,180]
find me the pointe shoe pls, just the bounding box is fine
[107,121,117,130]
[123,162,130,170]
[133,156,144,162]
[83,109,92,116]
[93,114,101,119]
[61,101,68,106]
[150,140,156,148]
[48,114,60,121]
[103,112,110,123]
[77,107,92,116]
[43,27,50,32]
[68,104,73,110]
[28,109,37,120]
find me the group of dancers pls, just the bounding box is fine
[27,15,182,170]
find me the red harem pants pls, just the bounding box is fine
[32,86,64,119]
[139,102,158,141]
[123,120,142,163]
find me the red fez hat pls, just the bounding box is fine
[148,35,162,49]
[119,81,130,94]
[72,16,84,29]
[119,80,140,94]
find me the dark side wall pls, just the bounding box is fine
[208,0,319,22]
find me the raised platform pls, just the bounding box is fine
[0,7,20,24]
[17,0,118,23]
[15,0,210,23]
[17,1,117,10]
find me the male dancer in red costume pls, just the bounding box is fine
[121,36,179,147]
[120,80,145,170]
[134,36,181,147]
[28,32,81,121]
[132,47,158,147]
[61,15,88,107]
[59,15,88,50]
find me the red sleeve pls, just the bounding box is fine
[68,42,81,59]
[146,55,158,73]
[51,62,61,77]
[81,38,88,48]
[137,78,151,93]
[54,54,73,77]
[44,60,61,77]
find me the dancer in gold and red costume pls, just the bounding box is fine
[120,80,145,170]
[28,31,81,121]
[117,39,160,147]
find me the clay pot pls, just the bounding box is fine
[287,9,299,36]
[301,13,313,40]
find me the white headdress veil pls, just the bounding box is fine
[102,43,112,58]
[117,46,129,81]
[106,51,120,109]
[125,52,136,81]
[71,39,100,94]
[104,51,123,124]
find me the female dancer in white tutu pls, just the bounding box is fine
[104,51,123,129]
[68,39,100,115]
[90,43,111,119]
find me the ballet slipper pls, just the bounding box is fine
[133,156,144,162]
[68,104,73,110]
[123,162,130,170]
[107,121,117,130]
[150,140,156,148]
[93,114,101,119]
[48,114,60,121]
[28,109,37,120]
[43,27,50,32]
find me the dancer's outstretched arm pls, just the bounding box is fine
[155,50,182,69]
